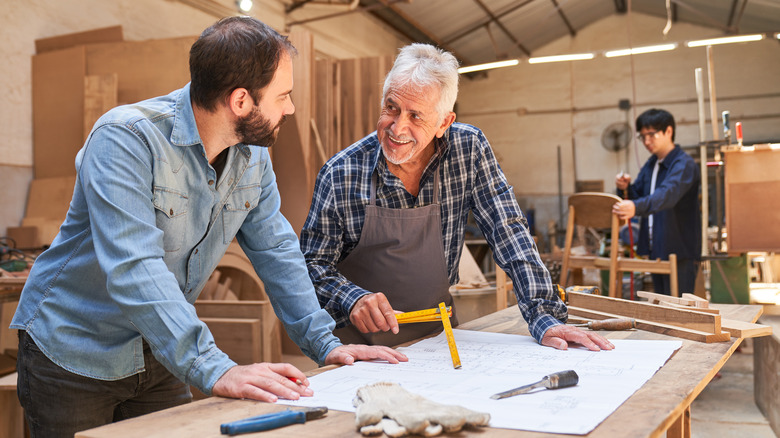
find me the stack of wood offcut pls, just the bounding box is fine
[567,290,771,342]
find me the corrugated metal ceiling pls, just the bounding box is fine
[286,0,780,66]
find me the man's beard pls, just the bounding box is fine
[235,105,287,147]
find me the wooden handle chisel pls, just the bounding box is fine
[490,370,579,400]
[574,318,636,331]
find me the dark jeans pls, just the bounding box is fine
[17,330,192,438]
[651,258,699,296]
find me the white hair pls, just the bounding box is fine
[382,43,460,122]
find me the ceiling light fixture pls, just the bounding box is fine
[527,53,594,64]
[457,59,520,74]
[237,0,253,13]
[605,43,677,58]
[686,34,764,47]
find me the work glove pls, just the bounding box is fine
[352,382,490,437]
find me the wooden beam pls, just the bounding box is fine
[568,291,722,334]
[568,306,730,343]
[721,318,773,339]
[658,300,721,315]
[637,290,700,307]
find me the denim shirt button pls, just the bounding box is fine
[194,248,198,254]
[244,201,250,208]
[208,180,214,186]
[169,208,174,216]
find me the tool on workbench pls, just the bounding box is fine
[553,284,599,302]
[439,302,461,369]
[572,318,636,331]
[395,306,452,324]
[490,370,579,400]
[220,407,327,436]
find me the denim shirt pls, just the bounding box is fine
[11,84,341,394]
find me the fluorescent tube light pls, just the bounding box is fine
[605,43,677,58]
[686,34,764,47]
[527,53,594,64]
[458,59,520,74]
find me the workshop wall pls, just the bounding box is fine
[2,5,778,250]
[458,13,780,251]
[0,0,404,237]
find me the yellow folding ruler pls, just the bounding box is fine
[395,306,452,324]
[395,303,461,369]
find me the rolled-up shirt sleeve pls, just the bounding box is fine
[467,130,566,342]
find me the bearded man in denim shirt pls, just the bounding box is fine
[11,17,405,437]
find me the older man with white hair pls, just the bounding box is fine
[301,43,612,352]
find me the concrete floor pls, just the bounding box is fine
[691,339,776,437]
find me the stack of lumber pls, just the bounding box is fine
[568,290,771,342]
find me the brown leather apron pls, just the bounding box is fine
[333,168,456,346]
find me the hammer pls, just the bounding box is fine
[572,318,636,331]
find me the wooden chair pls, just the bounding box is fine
[559,192,679,298]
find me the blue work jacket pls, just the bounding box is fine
[625,145,701,261]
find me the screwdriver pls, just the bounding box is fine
[490,370,579,399]
[572,318,636,331]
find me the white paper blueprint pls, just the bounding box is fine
[278,329,682,435]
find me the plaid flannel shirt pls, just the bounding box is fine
[300,123,566,342]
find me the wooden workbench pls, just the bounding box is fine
[75,303,762,438]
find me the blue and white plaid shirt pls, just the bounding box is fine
[300,123,566,342]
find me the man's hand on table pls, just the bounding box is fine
[350,292,401,334]
[541,324,615,351]
[212,362,312,403]
[325,344,408,366]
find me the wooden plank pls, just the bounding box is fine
[83,73,118,141]
[720,318,772,338]
[199,318,261,365]
[568,291,722,334]
[724,147,780,253]
[666,405,691,438]
[32,46,86,178]
[495,266,507,312]
[0,371,24,438]
[681,293,709,308]
[637,290,698,307]
[35,25,123,53]
[195,300,281,363]
[657,301,721,315]
[24,176,76,220]
[85,37,194,105]
[568,306,731,343]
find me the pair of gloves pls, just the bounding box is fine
[353,382,490,437]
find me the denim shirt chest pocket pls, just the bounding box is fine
[222,183,262,244]
[153,187,189,252]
